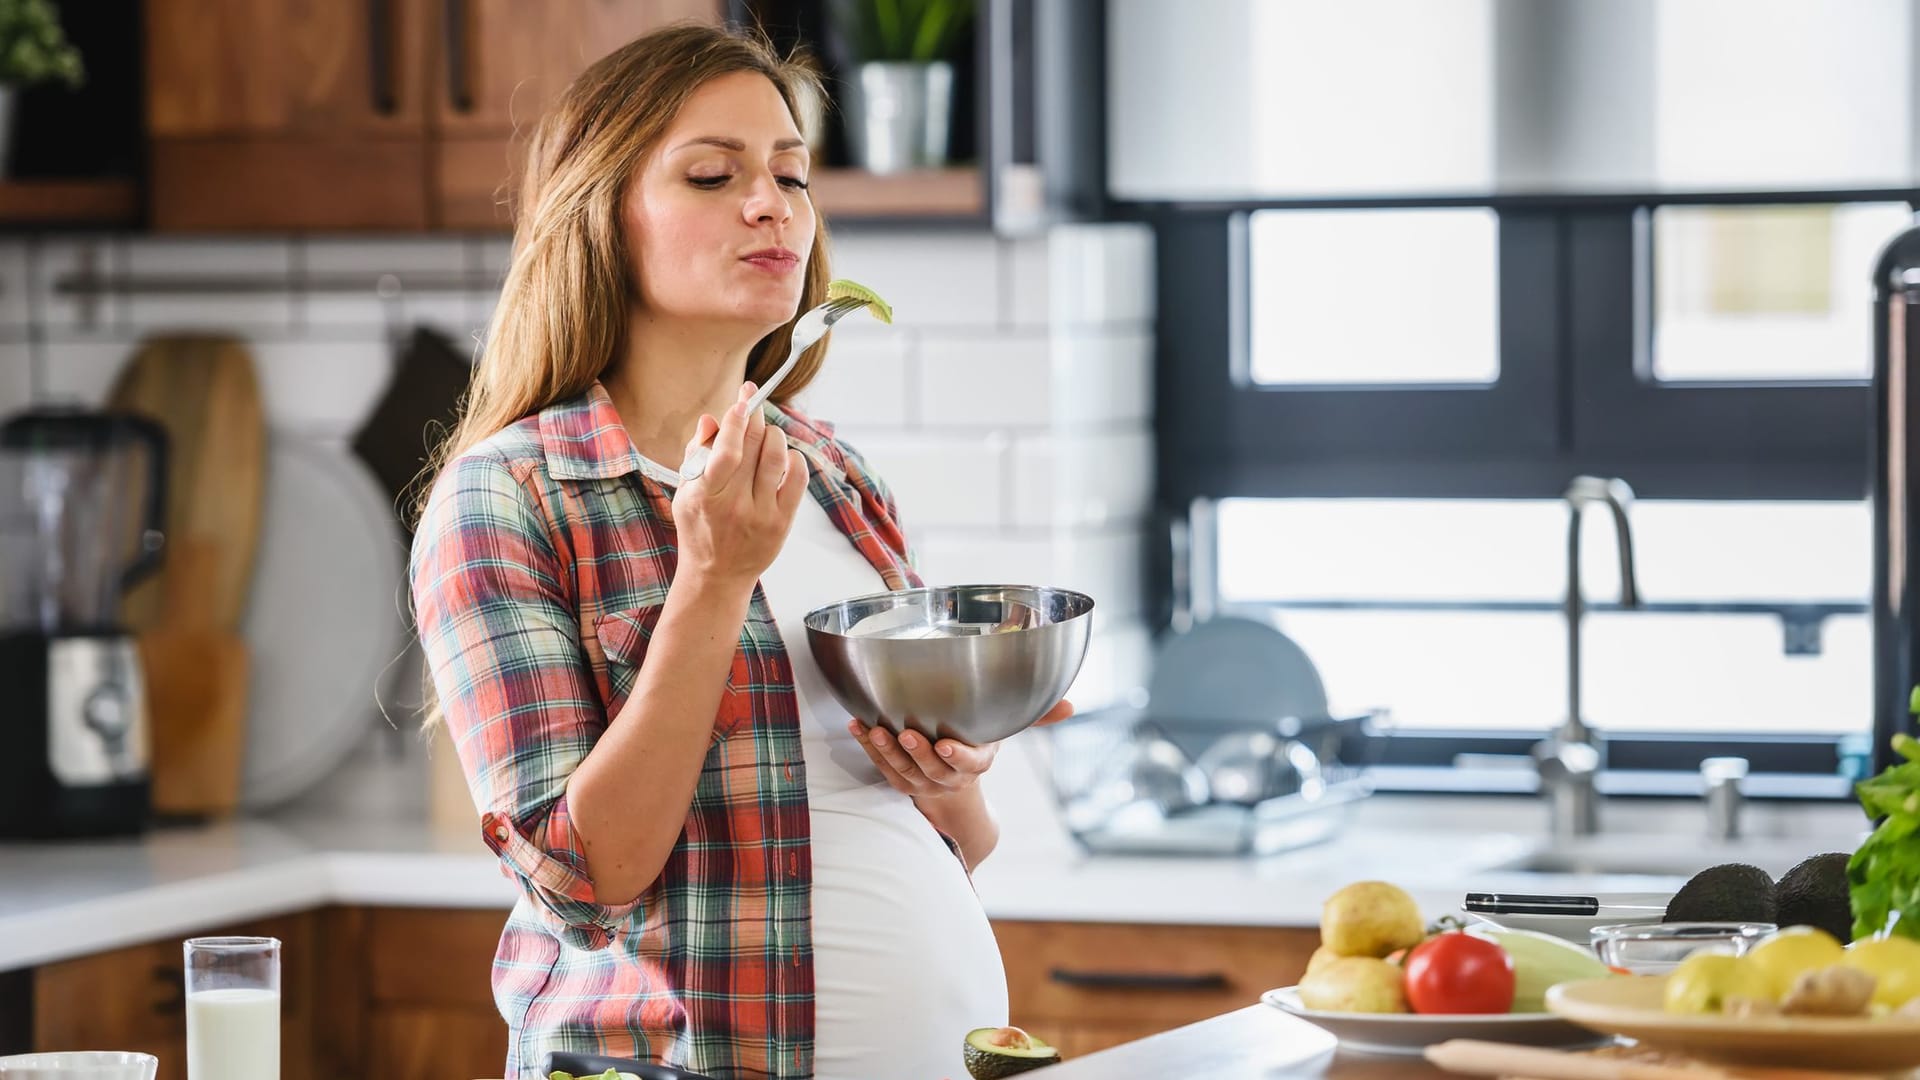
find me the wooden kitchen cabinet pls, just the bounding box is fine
[430,0,721,228]
[993,921,1321,1057]
[143,0,435,230]
[142,0,722,231]
[363,907,509,1080]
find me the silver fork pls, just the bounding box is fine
[678,294,867,484]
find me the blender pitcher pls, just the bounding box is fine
[0,407,167,838]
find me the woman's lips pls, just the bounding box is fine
[742,250,799,274]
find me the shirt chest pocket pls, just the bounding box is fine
[592,603,760,742]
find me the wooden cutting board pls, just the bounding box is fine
[107,336,265,818]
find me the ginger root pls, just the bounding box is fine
[1779,964,1875,1017]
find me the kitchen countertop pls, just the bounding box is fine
[0,742,1872,972]
[1041,1006,1436,1079]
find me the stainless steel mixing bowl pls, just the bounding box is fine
[803,584,1095,745]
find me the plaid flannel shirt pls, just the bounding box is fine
[410,382,920,1079]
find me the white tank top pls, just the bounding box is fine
[756,490,1010,1080]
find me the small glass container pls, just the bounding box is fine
[1589,921,1774,974]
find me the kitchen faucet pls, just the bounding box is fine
[1534,476,1641,840]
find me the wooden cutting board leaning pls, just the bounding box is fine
[107,335,265,818]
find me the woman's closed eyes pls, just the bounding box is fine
[687,173,810,191]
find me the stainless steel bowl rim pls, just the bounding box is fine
[802,583,1096,635]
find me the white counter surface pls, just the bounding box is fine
[0,775,1870,972]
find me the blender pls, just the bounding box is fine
[0,407,166,838]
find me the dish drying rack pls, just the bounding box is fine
[1038,707,1387,858]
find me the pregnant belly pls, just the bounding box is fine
[808,794,1009,1079]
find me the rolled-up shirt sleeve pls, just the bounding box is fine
[411,451,638,950]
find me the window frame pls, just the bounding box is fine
[1131,187,1920,794]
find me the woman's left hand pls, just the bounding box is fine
[849,699,1075,800]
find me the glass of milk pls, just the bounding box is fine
[183,936,280,1080]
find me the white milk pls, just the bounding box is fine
[184,987,280,1080]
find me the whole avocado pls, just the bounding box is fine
[1775,851,1854,943]
[1663,862,1777,924]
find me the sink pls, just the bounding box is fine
[1486,838,1812,880]
[1498,851,1724,877]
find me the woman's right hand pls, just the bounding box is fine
[672,380,809,592]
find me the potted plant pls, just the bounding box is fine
[0,0,82,178]
[830,0,973,174]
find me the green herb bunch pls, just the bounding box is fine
[832,0,975,64]
[1848,691,1920,941]
[0,0,81,88]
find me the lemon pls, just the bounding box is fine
[1744,926,1846,999]
[1664,952,1770,1014]
[1842,935,1920,1009]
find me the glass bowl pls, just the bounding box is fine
[1589,921,1775,974]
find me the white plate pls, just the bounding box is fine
[1261,986,1611,1056]
[1464,893,1670,944]
[237,435,408,809]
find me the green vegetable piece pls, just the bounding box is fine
[826,278,894,325]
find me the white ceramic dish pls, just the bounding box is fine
[0,1052,158,1079]
[1464,892,1669,944]
[1261,986,1611,1056]
[238,435,408,809]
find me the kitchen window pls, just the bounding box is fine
[1647,202,1912,383]
[1249,208,1500,386]
[1141,197,1911,793]
[1214,497,1870,737]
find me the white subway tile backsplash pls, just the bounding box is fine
[918,332,1050,428]
[125,237,286,274]
[1056,329,1153,428]
[0,343,32,414]
[303,237,467,275]
[126,238,294,330]
[829,230,1000,327]
[1050,223,1155,327]
[1005,234,1051,330]
[0,243,30,330]
[477,237,514,275]
[792,326,914,428]
[835,430,1008,531]
[249,339,391,435]
[37,340,133,405]
[403,292,483,349]
[1011,428,1154,529]
[299,238,471,330]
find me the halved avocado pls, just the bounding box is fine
[825,278,894,324]
[963,1026,1060,1079]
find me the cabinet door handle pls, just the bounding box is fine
[1047,968,1230,992]
[150,963,185,1016]
[366,0,398,114]
[444,0,474,112]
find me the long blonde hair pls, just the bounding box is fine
[423,23,832,509]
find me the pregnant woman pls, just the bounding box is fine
[409,21,1070,1080]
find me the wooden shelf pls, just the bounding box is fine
[0,178,140,225]
[812,166,984,220]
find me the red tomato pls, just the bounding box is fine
[1402,932,1516,1014]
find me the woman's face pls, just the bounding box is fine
[626,71,816,332]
